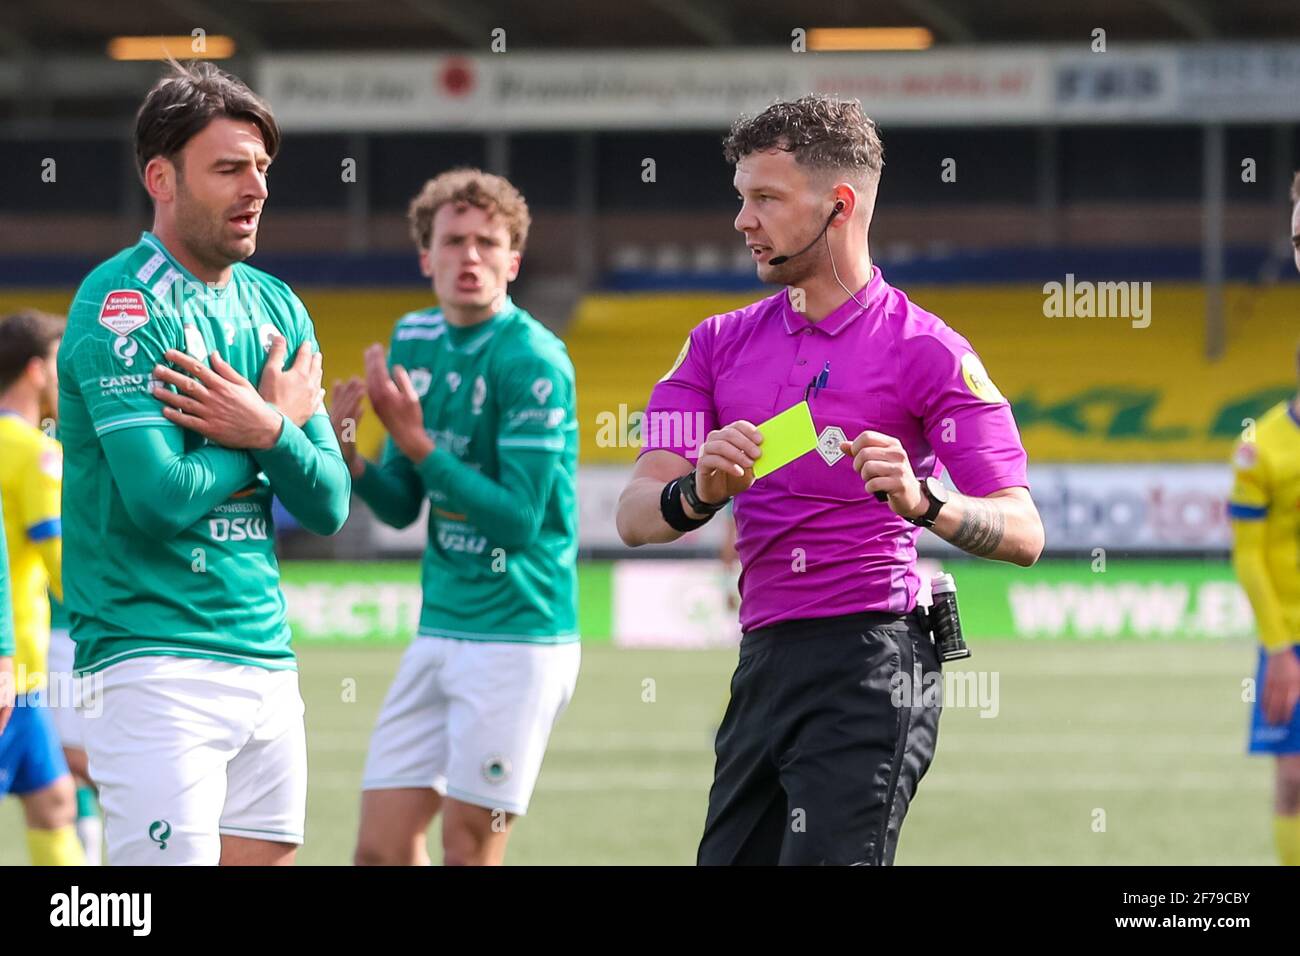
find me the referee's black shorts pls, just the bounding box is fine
[697,607,942,866]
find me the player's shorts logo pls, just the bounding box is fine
[148,819,171,850]
[816,425,847,466]
[482,755,511,785]
[112,335,139,368]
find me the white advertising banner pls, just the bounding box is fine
[366,463,1232,554]
[577,463,1233,553]
[612,559,742,648]
[1027,463,1231,552]
[258,48,1051,131]
[258,45,1300,131]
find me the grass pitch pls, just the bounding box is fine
[0,640,1277,865]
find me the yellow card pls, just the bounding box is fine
[752,401,818,480]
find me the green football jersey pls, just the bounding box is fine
[48,596,68,633]
[48,427,68,633]
[385,299,579,643]
[59,232,323,674]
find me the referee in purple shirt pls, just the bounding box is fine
[616,96,1045,865]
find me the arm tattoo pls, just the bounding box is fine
[948,496,1005,557]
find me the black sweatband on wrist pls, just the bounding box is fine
[661,476,713,533]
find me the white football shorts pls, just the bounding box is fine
[45,628,86,751]
[79,654,307,866]
[361,636,580,816]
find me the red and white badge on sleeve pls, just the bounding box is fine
[98,290,150,336]
[39,447,63,481]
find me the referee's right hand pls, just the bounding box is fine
[696,420,762,505]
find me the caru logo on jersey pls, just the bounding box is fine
[471,375,487,415]
[97,374,157,398]
[509,406,566,429]
[446,371,462,394]
[531,378,553,404]
[98,374,146,389]
[208,516,269,542]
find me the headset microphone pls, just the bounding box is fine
[767,201,844,266]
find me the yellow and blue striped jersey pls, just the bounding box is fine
[1229,400,1300,652]
[0,412,62,693]
[0,488,13,657]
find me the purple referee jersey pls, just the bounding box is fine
[639,266,1030,631]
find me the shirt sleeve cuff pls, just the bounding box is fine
[955,474,1030,499]
[251,410,302,466]
[351,457,377,497]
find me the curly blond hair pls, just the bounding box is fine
[407,168,531,252]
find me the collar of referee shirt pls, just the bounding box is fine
[780,266,884,336]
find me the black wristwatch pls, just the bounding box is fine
[905,476,949,529]
[680,469,730,516]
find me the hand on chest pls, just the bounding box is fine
[179,309,285,382]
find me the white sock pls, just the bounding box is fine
[76,814,103,866]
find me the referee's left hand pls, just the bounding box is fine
[841,430,926,519]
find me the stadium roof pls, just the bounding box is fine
[7,0,1300,54]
